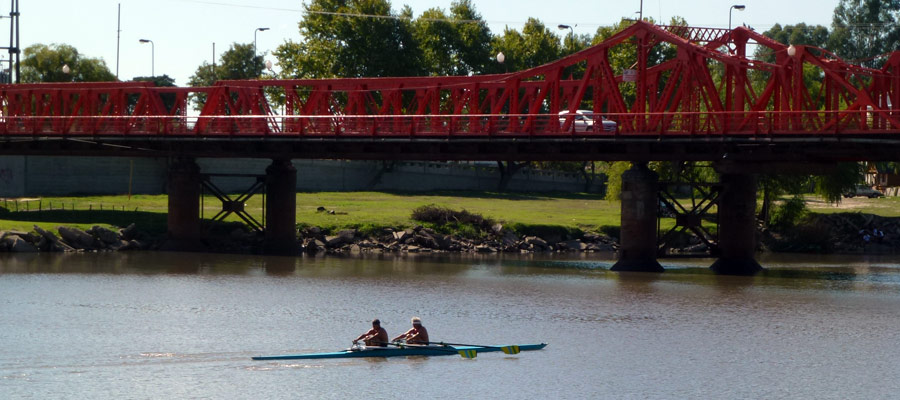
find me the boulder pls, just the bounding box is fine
[561,240,587,251]
[525,236,548,248]
[501,231,519,247]
[491,223,504,234]
[33,226,75,252]
[119,223,138,241]
[337,229,356,241]
[325,235,345,248]
[324,229,355,248]
[58,226,99,250]
[475,244,496,253]
[393,230,410,242]
[89,226,121,245]
[5,235,37,252]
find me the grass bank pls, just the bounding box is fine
[0,192,622,237]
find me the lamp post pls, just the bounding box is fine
[496,51,506,73]
[557,24,574,48]
[139,39,154,77]
[729,5,746,31]
[254,27,269,55]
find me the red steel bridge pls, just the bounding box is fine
[1,20,900,162]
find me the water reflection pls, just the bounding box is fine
[4,251,900,293]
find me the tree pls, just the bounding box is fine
[188,43,265,87]
[274,0,422,79]
[132,75,177,112]
[21,43,116,83]
[412,0,493,76]
[491,18,562,73]
[830,0,900,67]
[187,43,265,109]
[754,23,830,62]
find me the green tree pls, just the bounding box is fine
[491,18,562,73]
[412,0,493,76]
[187,43,265,109]
[275,0,422,78]
[830,0,900,67]
[132,75,177,112]
[21,43,116,83]
[754,23,830,62]
[188,43,265,87]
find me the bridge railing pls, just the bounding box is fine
[0,110,896,137]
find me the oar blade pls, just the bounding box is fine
[458,349,477,359]
[501,345,520,355]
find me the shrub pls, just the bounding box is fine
[770,196,807,231]
[411,204,494,229]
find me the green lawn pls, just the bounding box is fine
[0,192,623,235]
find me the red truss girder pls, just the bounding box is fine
[0,21,898,137]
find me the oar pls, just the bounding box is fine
[384,341,477,359]
[426,341,520,355]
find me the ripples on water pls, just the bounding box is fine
[3,251,900,399]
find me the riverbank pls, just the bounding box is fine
[1,192,898,255]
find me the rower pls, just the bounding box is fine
[353,319,389,347]
[392,317,429,344]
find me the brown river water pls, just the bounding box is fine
[2,251,900,399]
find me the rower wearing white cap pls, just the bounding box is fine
[392,317,429,344]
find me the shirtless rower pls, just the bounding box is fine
[392,317,429,344]
[353,319,389,347]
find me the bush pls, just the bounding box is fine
[411,204,494,229]
[507,223,580,241]
[598,225,620,240]
[770,196,807,231]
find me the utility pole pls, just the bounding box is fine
[1,0,20,83]
[116,3,121,79]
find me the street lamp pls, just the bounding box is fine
[139,38,154,77]
[729,5,746,31]
[557,24,574,47]
[254,27,269,55]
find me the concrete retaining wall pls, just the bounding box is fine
[0,156,601,197]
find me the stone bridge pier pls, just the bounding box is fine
[163,157,298,255]
[611,162,664,272]
[264,159,298,255]
[612,162,762,275]
[163,157,203,251]
[709,172,762,275]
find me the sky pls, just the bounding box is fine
[5,0,841,86]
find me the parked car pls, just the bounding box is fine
[843,185,884,198]
[558,110,616,133]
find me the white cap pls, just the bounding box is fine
[411,317,422,325]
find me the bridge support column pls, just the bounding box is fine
[612,162,663,273]
[264,159,298,255]
[710,173,762,275]
[164,157,204,251]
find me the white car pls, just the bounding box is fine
[558,110,617,133]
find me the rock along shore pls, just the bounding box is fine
[3,212,898,255]
[0,223,618,255]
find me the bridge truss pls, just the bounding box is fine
[1,21,899,161]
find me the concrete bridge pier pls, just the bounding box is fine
[611,162,664,273]
[264,159,298,255]
[163,157,204,251]
[709,173,763,275]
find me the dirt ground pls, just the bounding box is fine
[805,195,900,217]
